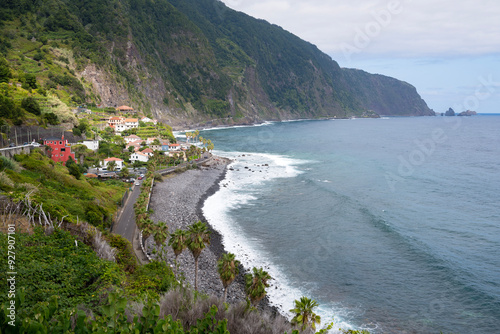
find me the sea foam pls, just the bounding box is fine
[203,150,354,331]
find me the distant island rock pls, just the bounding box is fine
[457,110,477,116]
[444,108,456,116]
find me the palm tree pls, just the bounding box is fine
[168,228,188,275]
[153,221,169,261]
[194,129,199,143]
[290,296,321,331]
[107,160,117,171]
[245,267,272,307]
[186,221,211,291]
[217,253,240,302]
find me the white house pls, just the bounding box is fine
[112,118,139,133]
[124,135,141,144]
[141,117,157,125]
[130,151,149,163]
[101,157,124,171]
[169,143,181,151]
[124,118,139,129]
[81,140,99,151]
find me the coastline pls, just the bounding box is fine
[148,156,279,315]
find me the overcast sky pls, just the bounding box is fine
[221,0,500,113]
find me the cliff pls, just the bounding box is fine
[0,0,433,127]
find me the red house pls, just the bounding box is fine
[44,135,76,165]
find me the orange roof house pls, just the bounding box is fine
[116,105,134,112]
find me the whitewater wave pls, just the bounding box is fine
[203,151,354,331]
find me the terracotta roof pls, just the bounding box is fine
[117,105,134,111]
[126,135,141,139]
[104,157,123,162]
[169,143,180,146]
[124,118,138,122]
[142,148,153,154]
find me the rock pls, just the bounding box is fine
[445,107,456,116]
[458,110,477,116]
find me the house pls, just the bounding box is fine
[100,157,124,171]
[141,117,157,125]
[44,135,76,165]
[150,144,162,152]
[130,151,149,163]
[124,135,141,144]
[146,137,157,145]
[142,148,154,157]
[161,142,170,152]
[125,140,142,151]
[124,118,138,129]
[169,143,181,151]
[116,105,135,113]
[108,116,125,128]
[115,118,139,133]
[81,140,99,151]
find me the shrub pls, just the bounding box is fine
[21,96,41,115]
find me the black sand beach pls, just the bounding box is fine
[148,157,249,303]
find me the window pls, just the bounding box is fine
[59,141,62,145]
[61,148,65,152]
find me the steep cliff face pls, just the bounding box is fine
[342,69,434,116]
[0,0,432,127]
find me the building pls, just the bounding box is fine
[169,143,181,151]
[114,118,139,133]
[161,142,170,152]
[81,140,99,151]
[130,151,149,163]
[141,116,157,125]
[44,135,76,165]
[116,105,135,113]
[142,148,154,157]
[125,140,143,152]
[100,157,124,171]
[108,116,125,128]
[124,135,141,144]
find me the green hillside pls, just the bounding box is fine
[0,0,432,130]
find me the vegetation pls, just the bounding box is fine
[217,253,240,303]
[245,267,272,307]
[1,152,125,228]
[290,297,322,331]
[186,221,211,291]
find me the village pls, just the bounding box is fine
[5,104,213,181]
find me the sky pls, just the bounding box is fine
[220,0,500,113]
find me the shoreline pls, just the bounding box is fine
[148,156,280,316]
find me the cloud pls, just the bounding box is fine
[221,0,500,58]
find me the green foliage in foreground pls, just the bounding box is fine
[1,151,126,228]
[0,228,115,317]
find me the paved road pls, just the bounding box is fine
[112,154,212,245]
[112,182,142,243]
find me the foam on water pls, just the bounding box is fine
[203,150,355,331]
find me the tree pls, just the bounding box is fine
[107,160,116,171]
[118,166,130,179]
[186,221,211,291]
[245,267,272,307]
[21,97,41,115]
[66,156,81,179]
[290,296,321,331]
[217,253,240,302]
[168,229,187,264]
[0,57,12,83]
[23,73,38,89]
[153,221,169,261]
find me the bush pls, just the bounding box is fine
[21,96,41,115]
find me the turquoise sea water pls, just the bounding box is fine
[196,116,500,333]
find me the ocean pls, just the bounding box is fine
[193,116,500,333]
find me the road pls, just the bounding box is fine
[111,154,212,251]
[112,182,142,243]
